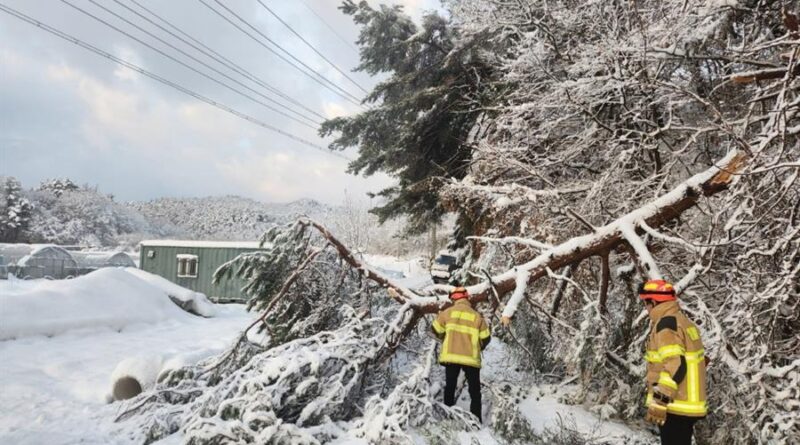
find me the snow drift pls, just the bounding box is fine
[0,268,215,340]
[123,268,216,317]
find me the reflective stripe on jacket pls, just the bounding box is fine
[431,299,490,368]
[644,300,708,417]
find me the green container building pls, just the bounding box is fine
[139,240,267,302]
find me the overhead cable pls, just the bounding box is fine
[0,1,350,160]
[254,0,368,94]
[121,0,326,121]
[62,0,320,128]
[197,0,363,106]
[299,0,360,56]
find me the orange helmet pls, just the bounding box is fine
[449,286,469,300]
[639,280,676,302]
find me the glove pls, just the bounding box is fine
[645,392,671,426]
[645,400,668,426]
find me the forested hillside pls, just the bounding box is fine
[0,177,332,248]
[127,196,332,243]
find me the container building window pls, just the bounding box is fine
[177,254,199,278]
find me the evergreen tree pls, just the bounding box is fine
[320,0,502,234]
[37,178,79,197]
[214,221,374,345]
[0,177,33,243]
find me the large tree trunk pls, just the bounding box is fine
[300,150,747,320]
[419,150,746,316]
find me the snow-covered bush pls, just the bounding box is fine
[214,221,372,345]
[119,311,476,444]
[353,344,478,444]
[489,383,539,444]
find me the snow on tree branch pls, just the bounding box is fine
[432,150,746,317]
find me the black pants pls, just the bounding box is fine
[443,364,481,422]
[659,414,698,445]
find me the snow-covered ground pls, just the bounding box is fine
[0,305,252,444]
[0,268,216,340]
[0,258,650,444]
[463,341,650,444]
[0,269,254,444]
[362,253,432,290]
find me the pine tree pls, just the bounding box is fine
[0,177,33,243]
[320,0,503,234]
[37,177,79,197]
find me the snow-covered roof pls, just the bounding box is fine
[140,240,266,249]
[71,251,136,268]
[17,245,75,266]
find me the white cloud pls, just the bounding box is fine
[0,47,28,73]
[29,56,390,203]
[112,46,142,82]
[1,0,399,204]
[216,150,385,204]
[321,100,352,119]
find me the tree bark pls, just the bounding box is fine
[599,253,610,315]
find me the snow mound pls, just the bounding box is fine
[0,268,208,340]
[123,268,216,317]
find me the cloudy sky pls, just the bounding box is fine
[0,0,441,204]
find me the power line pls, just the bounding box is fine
[254,0,368,95]
[197,0,363,107]
[73,0,321,127]
[121,0,327,121]
[213,0,364,104]
[0,1,349,160]
[299,0,359,56]
[60,0,320,129]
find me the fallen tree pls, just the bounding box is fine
[114,1,799,443]
[398,149,749,315]
[113,221,473,444]
[433,2,800,443]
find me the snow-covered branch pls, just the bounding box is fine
[435,151,747,317]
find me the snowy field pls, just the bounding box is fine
[0,259,651,444]
[0,269,255,444]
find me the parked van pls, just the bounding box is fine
[430,251,460,284]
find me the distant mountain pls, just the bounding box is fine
[263,197,334,219]
[10,177,337,248]
[128,195,334,242]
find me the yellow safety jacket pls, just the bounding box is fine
[431,299,491,368]
[645,300,708,417]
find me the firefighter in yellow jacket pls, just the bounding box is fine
[431,286,491,422]
[640,280,708,445]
